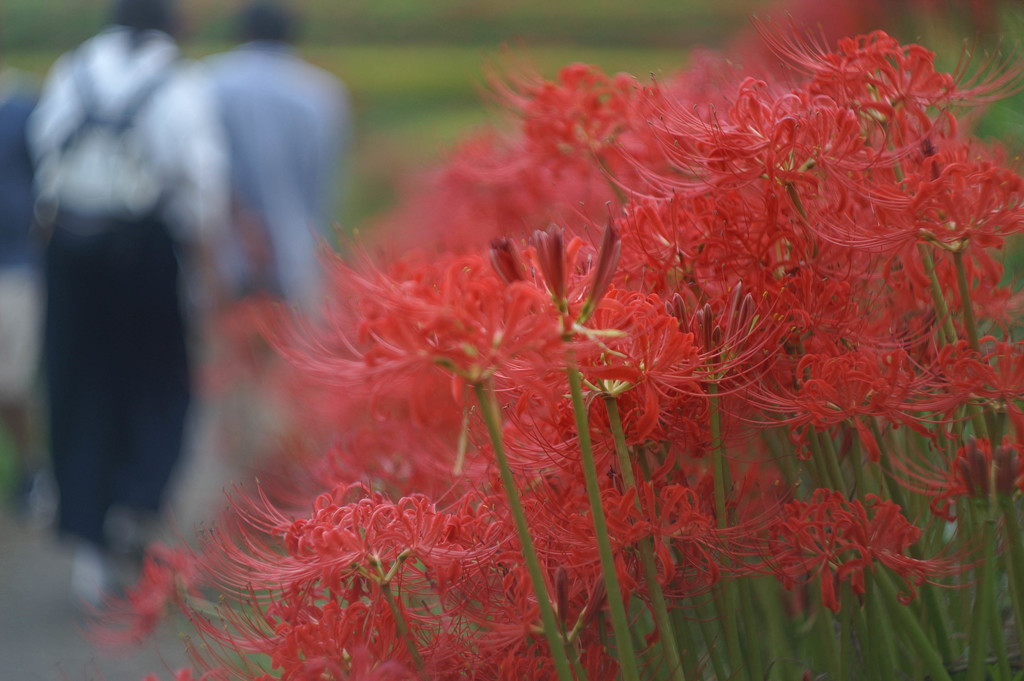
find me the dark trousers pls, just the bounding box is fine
[44,214,191,548]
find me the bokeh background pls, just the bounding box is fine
[5,0,1023,234]
[1,2,1023,679]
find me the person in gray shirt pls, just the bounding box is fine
[205,1,351,310]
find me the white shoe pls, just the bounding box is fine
[70,544,117,609]
[104,506,159,561]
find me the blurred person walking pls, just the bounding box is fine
[27,0,229,606]
[200,1,351,472]
[0,51,53,526]
[205,0,351,310]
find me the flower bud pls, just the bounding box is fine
[666,293,687,330]
[533,226,567,304]
[694,303,715,352]
[554,565,569,627]
[583,577,607,629]
[958,438,988,498]
[579,222,621,323]
[489,237,526,284]
[993,443,1019,499]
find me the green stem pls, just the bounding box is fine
[472,382,575,681]
[708,383,731,526]
[989,579,1012,681]
[707,384,747,681]
[965,499,997,681]
[694,597,729,681]
[868,573,906,677]
[819,427,848,496]
[953,250,998,440]
[766,429,800,491]
[806,426,838,491]
[874,437,955,665]
[603,396,686,681]
[848,429,869,500]
[813,590,842,680]
[568,650,588,681]
[670,607,701,680]
[381,581,425,670]
[919,578,955,667]
[952,250,982,352]
[751,577,794,679]
[736,578,763,677]
[848,590,878,680]
[838,582,854,681]
[918,243,958,345]
[999,497,1024,666]
[565,366,641,681]
[843,585,884,679]
[873,569,953,681]
[919,243,989,441]
[956,497,973,643]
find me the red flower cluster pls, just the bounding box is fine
[108,19,1024,681]
[770,489,948,611]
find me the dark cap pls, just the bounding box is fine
[112,0,174,34]
[238,1,296,44]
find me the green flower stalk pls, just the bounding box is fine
[873,568,952,681]
[604,395,686,681]
[566,365,641,681]
[706,382,749,681]
[473,381,575,681]
[965,498,998,681]
[918,242,990,442]
[1000,496,1024,666]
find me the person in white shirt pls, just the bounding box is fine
[204,0,351,309]
[27,0,229,607]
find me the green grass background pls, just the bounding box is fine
[3,0,763,230]
[5,1,1023,229]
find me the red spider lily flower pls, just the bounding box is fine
[749,346,939,461]
[569,289,704,444]
[770,489,955,611]
[956,438,1021,499]
[142,669,228,681]
[688,282,756,364]
[644,481,753,597]
[907,146,1024,250]
[489,223,629,336]
[182,484,519,679]
[666,284,786,410]
[489,62,645,180]
[809,142,1024,254]
[90,543,201,647]
[125,24,1024,681]
[755,24,1022,123]
[529,222,623,327]
[368,61,655,256]
[932,339,1024,436]
[891,437,1023,521]
[285,251,564,392]
[614,195,696,293]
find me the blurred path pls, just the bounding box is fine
[0,400,243,681]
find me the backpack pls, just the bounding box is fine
[36,54,172,231]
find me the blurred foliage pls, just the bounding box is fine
[4,0,1024,247]
[3,0,758,51]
